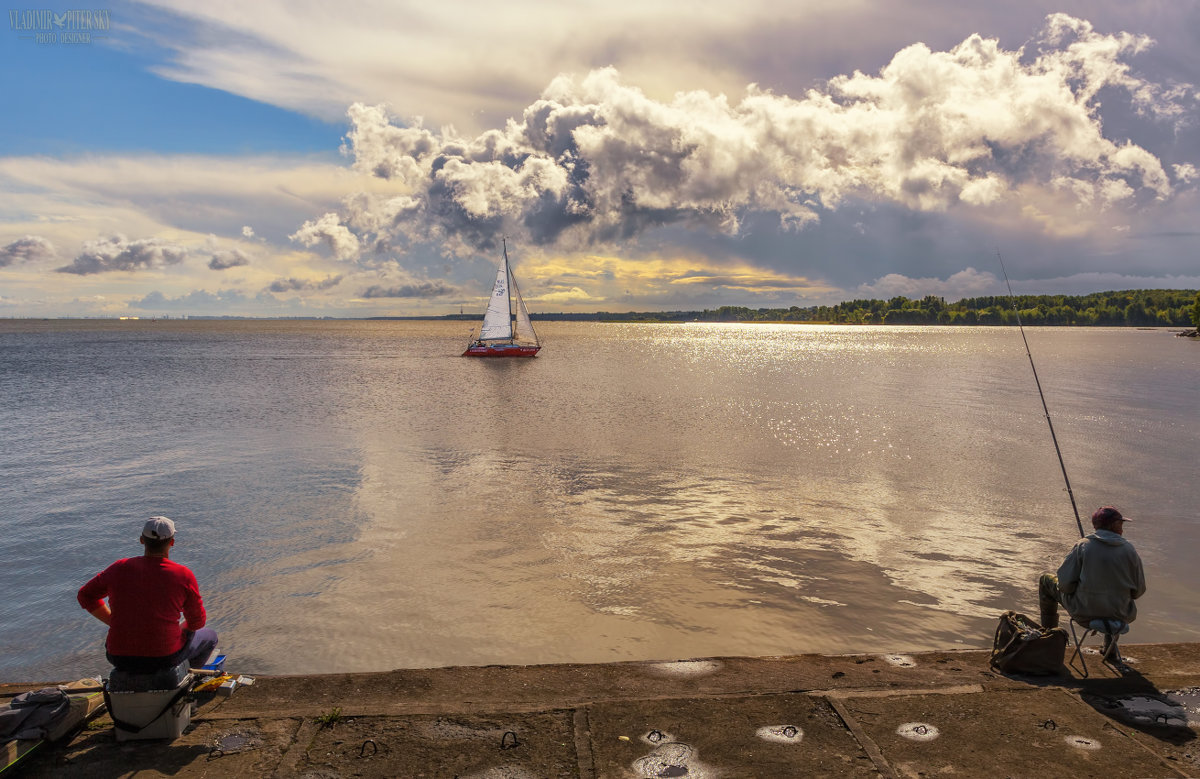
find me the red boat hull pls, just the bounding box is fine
[462,344,541,357]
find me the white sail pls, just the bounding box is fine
[477,255,512,340]
[511,274,538,345]
[465,240,540,356]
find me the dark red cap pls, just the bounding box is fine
[1091,506,1130,526]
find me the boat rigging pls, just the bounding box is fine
[462,239,541,358]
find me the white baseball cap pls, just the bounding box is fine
[142,516,176,540]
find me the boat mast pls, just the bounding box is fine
[503,237,514,342]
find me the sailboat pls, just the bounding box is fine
[462,239,541,357]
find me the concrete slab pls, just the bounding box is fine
[586,694,878,778]
[15,717,300,777]
[178,649,1026,722]
[7,643,1200,777]
[291,711,581,779]
[838,686,1179,778]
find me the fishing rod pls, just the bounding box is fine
[996,250,1086,539]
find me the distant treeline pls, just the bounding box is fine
[532,289,1200,326]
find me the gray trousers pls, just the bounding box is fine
[1038,573,1062,628]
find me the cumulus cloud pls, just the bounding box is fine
[208,247,251,270]
[266,275,343,293]
[360,280,457,298]
[289,212,361,260]
[0,235,56,267]
[135,288,249,309]
[852,266,1200,300]
[56,234,189,275]
[242,225,255,238]
[1027,271,1200,292]
[855,268,1001,299]
[1035,14,1191,124]
[321,14,1189,260]
[537,286,595,304]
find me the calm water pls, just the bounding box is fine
[1,320,1196,681]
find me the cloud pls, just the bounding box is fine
[855,267,1200,299]
[325,15,1189,261]
[289,212,361,260]
[360,280,457,298]
[56,234,189,275]
[1035,13,1193,126]
[6,8,1197,316]
[669,271,821,291]
[208,247,251,270]
[123,2,1200,143]
[135,288,249,310]
[0,235,56,267]
[0,154,386,253]
[855,268,1002,299]
[517,251,839,306]
[1004,270,1200,294]
[266,275,342,293]
[536,286,594,304]
[126,0,809,130]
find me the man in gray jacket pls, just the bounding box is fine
[1039,506,1147,637]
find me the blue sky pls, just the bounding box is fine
[0,18,342,156]
[1,0,1198,317]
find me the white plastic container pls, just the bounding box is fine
[106,662,193,741]
[107,683,192,741]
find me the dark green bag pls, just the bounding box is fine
[989,610,1067,675]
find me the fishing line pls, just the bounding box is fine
[996,250,1086,538]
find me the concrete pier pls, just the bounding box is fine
[5,642,1200,777]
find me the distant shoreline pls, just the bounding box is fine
[5,317,1197,330]
[3,288,1195,327]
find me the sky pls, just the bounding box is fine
[1,1,1198,318]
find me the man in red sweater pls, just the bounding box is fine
[78,517,218,673]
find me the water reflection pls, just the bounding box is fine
[1,320,1196,679]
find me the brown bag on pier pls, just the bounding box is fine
[989,610,1067,675]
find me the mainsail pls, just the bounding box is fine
[478,258,512,341]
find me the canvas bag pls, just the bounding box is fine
[989,610,1068,675]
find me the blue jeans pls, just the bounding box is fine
[108,627,219,673]
[179,627,219,669]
